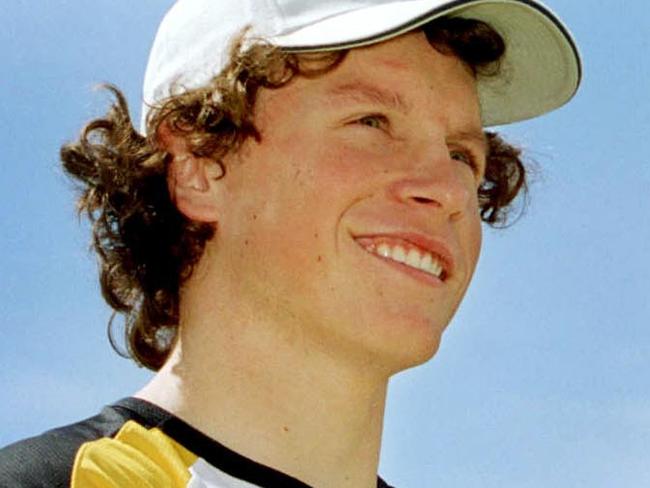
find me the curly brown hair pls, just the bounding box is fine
[61,17,525,371]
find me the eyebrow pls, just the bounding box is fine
[324,80,412,115]
[449,130,489,156]
[324,80,488,153]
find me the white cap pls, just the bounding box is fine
[141,0,582,130]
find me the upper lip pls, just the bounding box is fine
[351,230,456,279]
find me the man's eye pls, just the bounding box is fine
[450,149,486,181]
[450,149,476,168]
[356,115,388,129]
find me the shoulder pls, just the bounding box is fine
[378,477,397,488]
[0,401,133,488]
[71,419,197,487]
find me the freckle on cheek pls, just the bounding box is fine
[317,255,323,262]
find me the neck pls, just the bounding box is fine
[136,272,390,488]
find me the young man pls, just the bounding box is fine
[0,0,581,486]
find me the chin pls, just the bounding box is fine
[370,315,446,375]
[389,335,442,375]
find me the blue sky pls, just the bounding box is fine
[1,1,648,487]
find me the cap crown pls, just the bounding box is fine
[141,0,581,130]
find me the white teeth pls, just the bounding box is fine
[365,242,444,279]
[421,252,432,270]
[432,260,442,277]
[392,246,406,262]
[377,243,391,258]
[406,248,420,267]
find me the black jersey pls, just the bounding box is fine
[0,397,395,487]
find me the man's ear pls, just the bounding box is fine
[158,122,224,223]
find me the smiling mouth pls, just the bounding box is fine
[354,237,448,281]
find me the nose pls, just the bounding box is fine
[387,142,475,221]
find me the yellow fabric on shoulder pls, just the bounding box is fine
[71,420,199,488]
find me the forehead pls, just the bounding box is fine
[336,31,476,91]
[260,31,483,131]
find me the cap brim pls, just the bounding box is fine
[271,0,581,127]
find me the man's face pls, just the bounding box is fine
[209,31,485,373]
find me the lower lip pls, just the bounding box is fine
[357,244,445,288]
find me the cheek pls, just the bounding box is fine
[472,221,482,261]
[464,214,483,276]
[257,126,381,208]
[307,135,397,191]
